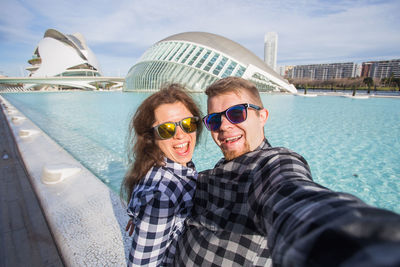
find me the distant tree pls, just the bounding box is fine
[363,77,373,94]
[389,73,395,90]
[393,78,400,91]
[352,85,357,96]
[381,78,388,87]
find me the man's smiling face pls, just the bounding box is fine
[207,90,268,160]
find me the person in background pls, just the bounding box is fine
[121,84,202,266]
[174,76,400,267]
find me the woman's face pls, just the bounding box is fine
[153,102,197,166]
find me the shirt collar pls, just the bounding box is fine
[163,157,197,178]
[258,138,272,150]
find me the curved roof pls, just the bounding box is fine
[44,29,87,61]
[159,31,282,81]
[27,29,102,83]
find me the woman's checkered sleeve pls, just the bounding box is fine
[128,190,176,266]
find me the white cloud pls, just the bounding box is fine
[275,1,400,64]
[1,0,399,76]
[0,0,39,44]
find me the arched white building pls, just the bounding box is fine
[26,29,102,90]
[125,32,296,93]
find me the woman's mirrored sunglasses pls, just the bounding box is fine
[153,117,199,140]
[202,103,262,131]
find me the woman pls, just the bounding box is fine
[121,84,203,266]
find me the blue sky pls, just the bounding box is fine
[1,0,399,77]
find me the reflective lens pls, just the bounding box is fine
[157,123,176,139]
[226,105,247,123]
[203,103,261,131]
[154,117,199,139]
[181,117,198,133]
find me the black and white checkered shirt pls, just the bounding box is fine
[127,157,197,266]
[174,139,400,266]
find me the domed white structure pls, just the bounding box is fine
[125,32,296,93]
[26,29,102,90]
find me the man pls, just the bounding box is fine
[173,77,400,266]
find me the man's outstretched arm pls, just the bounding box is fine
[253,148,400,267]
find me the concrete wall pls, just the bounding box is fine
[0,95,132,266]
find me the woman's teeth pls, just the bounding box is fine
[174,142,188,149]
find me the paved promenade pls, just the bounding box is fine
[0,105,64,266]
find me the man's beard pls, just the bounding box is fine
[222,140,250,161]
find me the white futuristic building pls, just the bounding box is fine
[124,32,296,93]
[26,29,102,90]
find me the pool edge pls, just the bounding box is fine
[0,95,131,266]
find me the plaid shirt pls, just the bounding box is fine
[127,157,197,266]
[174,139,400,266]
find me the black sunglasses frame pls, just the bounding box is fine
[153,116,199,140]
[202,103,262,131]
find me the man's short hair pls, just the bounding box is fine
[205,77,263,107]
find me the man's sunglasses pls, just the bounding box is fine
[202,103,262,131]
[153,117,199,140]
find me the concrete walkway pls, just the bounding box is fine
[0,105,64,267]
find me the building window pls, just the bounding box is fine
[204,53,220,72]
[168,43,183,61]
[188,47,204,66]
[156,43,169,60]
[213,56,228,75]
[195,50,211,69]
[235,65,246,77]
[181,45,196,64]
[149,45,160,60]
[221,61,237,77]
[161,42,177,61]
[174,43,189,62]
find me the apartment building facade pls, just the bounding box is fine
[361,59,400,78]
[285,59,399,80]
[286,62,357,80]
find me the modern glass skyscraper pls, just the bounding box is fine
[264,32,278,71]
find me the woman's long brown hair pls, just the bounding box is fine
[121,84,203,203]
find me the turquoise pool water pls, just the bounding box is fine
[2,91,399,214]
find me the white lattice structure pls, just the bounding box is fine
[125,32,296,93]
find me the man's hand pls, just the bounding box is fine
[126,219,134,236]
